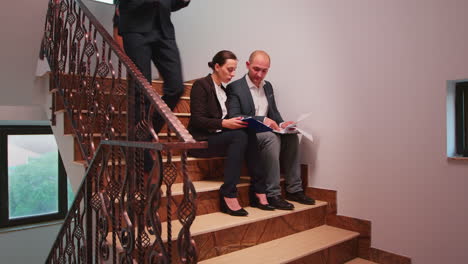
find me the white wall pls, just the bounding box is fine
[0,0,49,121]
[170,0,468,263]
[0,223,62,263]
[0,2,67,263]
[0,0,48,107]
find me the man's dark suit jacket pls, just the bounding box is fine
[188,74,225,141]
[118,0,190,39]
[227,75,284,124]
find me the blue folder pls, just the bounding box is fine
[242,117,272,133]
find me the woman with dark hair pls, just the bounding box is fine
[188,50,273,216]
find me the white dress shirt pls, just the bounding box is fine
[213,79,227,119]
[245,75,269,117]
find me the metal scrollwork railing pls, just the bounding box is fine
[41,0,206,263]
[46,141,202,263]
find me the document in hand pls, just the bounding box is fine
[242,117,272,133]
[274,123,299,134]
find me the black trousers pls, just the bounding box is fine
[189,129,266,198]
[122,30,185,171]
[122,30,184,134]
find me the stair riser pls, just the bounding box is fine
[56,77,192,137]
[153,82,193,98]
[158,182,272,222]
[54,74,192,97]
[63,111,127,135]
[89,157,224,184]
[55,92,191,114]
[73,137,188,161]
[63,112,189,135]
[168,157,224,183]
[289,238,358,264]
[55,92,128,112]
[167,180,285,220]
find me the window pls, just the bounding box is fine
[0,126,70,228]
[455,82,468,156]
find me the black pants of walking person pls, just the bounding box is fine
[188,129,266,198]
[122,30,185,172]
[123,30,185,132]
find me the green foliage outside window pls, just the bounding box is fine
[8,151,74,219]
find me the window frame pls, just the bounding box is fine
[0,125,68,228]
[455,82,468,156]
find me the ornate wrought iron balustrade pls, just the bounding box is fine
[46,141,201,263]
[41,0,206,263]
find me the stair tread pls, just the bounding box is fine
[109,200,327,250]
[199,225,359,264]
[345,258,379,264]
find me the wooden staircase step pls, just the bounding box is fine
[54,92,128,112]
[179,201,327,238]
[124,178,290,223]
[152,79,193,98]
[345,258,379,264]
[111,178,287,222]
[73,155,225,183]
[109,201,327,253]
[199,225,359,264]
[160,178,288,220]
[62,108,189,134]
[54,91,190,113]
[54,90,190,113]
[52,74,192,95]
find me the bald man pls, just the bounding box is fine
[226,51,315,210]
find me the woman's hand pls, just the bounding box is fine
[222,117,247,130]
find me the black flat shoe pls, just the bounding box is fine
[285,191,316,205]
[249,191,275,211]
[267,195,294,210]
[220,195,248,216]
